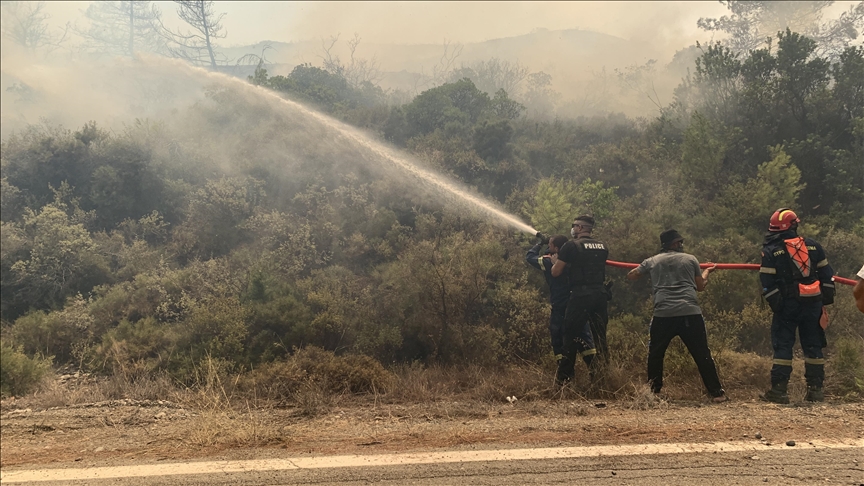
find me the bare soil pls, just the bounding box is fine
[3,392,863,469]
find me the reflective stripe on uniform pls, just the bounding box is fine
[804,357,826,365]
[537,256,544,266]
[816,259,829,268]
[764,288,780,299]
[579,349,597,357]
[772,358,793,366]
[760,267,777,274]
[822,283,834,289]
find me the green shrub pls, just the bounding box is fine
[95,317,175,375]
[829,335,864,398]
[606,313,650,367]
[500,284,549,362]
[0,341,52,397]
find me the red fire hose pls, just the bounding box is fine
[605,260,857,286]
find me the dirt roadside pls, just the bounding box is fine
[2,395,863,469]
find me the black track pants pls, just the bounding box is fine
[647,314,725,397]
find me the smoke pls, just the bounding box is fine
[232,2,723,49]
[0,43,203,139]
[264,3,730,118]
[1,44,537,234]
[23,2,861,121]
[23,1,734,120]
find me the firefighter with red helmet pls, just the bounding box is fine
[760,209,835,403]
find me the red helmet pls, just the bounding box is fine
[768,208,799,232]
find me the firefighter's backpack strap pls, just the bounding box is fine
[784,237,820,302]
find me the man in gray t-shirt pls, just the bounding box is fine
[636,251,703,317]
[627,229,726,402]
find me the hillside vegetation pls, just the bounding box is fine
[1,30,862,402]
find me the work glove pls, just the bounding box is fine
[535,232,548,245]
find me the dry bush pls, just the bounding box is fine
[239,346,391,403]
[292,378,341,417]
[714,350,769,393]
[237,360,305,403]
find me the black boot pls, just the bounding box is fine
[761,382,789,404]
[556,357,574,386]
[805,386,824,402]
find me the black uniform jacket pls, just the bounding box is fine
[526,244,570,309]
[760,230,834,302]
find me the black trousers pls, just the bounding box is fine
[549,305,566,356]
[587,299,609,362]
[557,291,603,382]
[771,298,825,387]
[647,314,724,397]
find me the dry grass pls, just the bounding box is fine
[170,357,284,447]
[386,363,553,404]
[3,348,856,420]
[8,370,179,410]
[625,383,670,410]
[181,408,282,447]
[2,349,860,453]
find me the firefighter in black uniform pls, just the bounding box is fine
[526,234,571,360]
[760,208,835,403]
[551,215,608,385]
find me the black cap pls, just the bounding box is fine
[660,229,684,248]
[574,215,595,226]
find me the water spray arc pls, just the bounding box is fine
[142,58,858,286]
[154,58,538,236]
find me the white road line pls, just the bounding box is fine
[2,439,862,483]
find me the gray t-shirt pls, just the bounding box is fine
[637,251,703,317]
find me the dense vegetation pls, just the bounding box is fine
[1,29,862,399]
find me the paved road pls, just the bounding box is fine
[3,440,862,485]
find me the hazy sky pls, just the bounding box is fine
[43,1,736,48]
